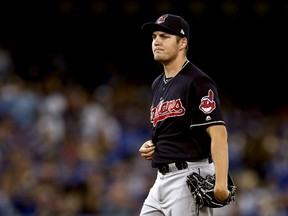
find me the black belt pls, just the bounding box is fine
[158,161,188,175]
[157,157,213,175]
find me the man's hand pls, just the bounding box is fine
[214,185,230,202]
[186,172,236,208]
[139,140,155,160]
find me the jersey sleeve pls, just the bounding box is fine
[190,76,225,128]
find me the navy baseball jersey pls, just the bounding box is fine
[150,61,225,167]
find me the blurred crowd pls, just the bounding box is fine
[0,27,288,216]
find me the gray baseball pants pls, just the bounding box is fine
[139,158,215,216]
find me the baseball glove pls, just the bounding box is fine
[186,172,236,208]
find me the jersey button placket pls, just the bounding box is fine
[160,87,165,101]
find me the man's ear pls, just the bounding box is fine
[180,37,188,49]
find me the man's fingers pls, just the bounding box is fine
[139,140,155,160]
[141,149,155,157]
[139,145,155,153]
[145,156,153,160]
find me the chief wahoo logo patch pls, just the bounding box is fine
[199,89,216,114]
[156,14,168,24]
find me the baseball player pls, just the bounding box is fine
[139,14,231,215]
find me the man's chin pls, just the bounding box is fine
[154,55,163,62]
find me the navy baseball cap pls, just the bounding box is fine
[142,14,190,40]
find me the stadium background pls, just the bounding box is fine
[0,1,287,215]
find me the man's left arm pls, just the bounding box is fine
[206,124,230,201]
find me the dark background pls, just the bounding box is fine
[1,0,287,112]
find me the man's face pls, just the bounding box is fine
[151,31,180,63]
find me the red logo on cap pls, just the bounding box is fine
[156,14,168,24]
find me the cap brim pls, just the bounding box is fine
[142,22,180,37]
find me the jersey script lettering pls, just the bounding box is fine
[151,99,185,127]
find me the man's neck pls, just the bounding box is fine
[163,57,188,78]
